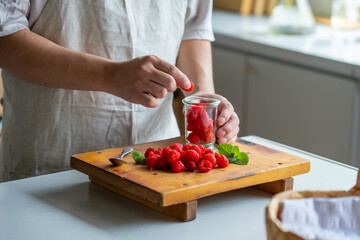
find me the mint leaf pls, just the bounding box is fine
[218,143,234,157]
[133,151,146,165]
[232,152,249,165]
[218,143,249,165]
[228,156,237,163]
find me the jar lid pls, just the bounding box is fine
[182,96,221,107]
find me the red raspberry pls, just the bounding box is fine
[197,144,206,155]
[146,156,157,171]
[167,150,180,163]
[217,155,229,168]
[154,148,163,156]
[170,143,183,153]
[198,160,212,173]
[187,132,200,144]
[183,144,192,151]
[215,152,220,161]
[186,161,197,172]
[155,156,167,169]
[203,149,214,155]
[200,153,216,168]
[148,151,160,158]
[190,145,202,155]
[171,161,185,173]
[181,150,200,163]
[202,132,215,143]
[162,147,173,159]
[144,147,156,158]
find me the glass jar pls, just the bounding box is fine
[182,96,221,149]
[331,0,360,43]
[269,0,315,35]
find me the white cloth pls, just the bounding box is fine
[280,196,360,240]
[0,0,207,181]
[0,0,215,41]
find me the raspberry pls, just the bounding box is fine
[217,155,229,168]
[155,156,167,169]
[144,147,156,158]
[180,80,194,92]
[198,160,212,173]
[203,148,214,155]
[170,143,183,153]
[186,161,197,172]
[146,156,157,171]
[190,145,202,155]
[162,147,173,159]
[202,132,215,143]
[186,104,216,144]
[187,132,200,144]
[215,152,220,161]
[200,153,216,168]
[181,150,200,163]
[154,148,163,156]
[183,144,192,151]
[148,151,159,158]
[171,161,185,173]
[167,150,180,163]
[197,144,206,155]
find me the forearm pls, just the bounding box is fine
[0,29,112,92]
[176,40,214,96]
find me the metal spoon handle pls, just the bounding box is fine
[120,147,134,160]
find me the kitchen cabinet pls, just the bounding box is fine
[212,45,358,165]
[245,56,356,163]
[212,46,246,135]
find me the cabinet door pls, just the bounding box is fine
[212,46,246,136]
[245,56,356,165]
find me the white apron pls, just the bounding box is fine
[1,0,186,181]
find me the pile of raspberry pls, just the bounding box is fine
[145,143,229,173]
[186,105,215,144]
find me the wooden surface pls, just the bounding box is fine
[213,0,242,13]
[71,137,310,208]
[254,0,267,16]
[254,177,294,195]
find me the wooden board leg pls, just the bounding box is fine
[253,177,294,195]
[89,176,197,221]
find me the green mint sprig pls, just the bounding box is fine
[217,143,249,165]
[133,151,146,165]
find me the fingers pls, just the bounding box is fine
[150,69,177,92]
[151,56,191,90]
[216,113,240,144]
[217,97,234,126]
[139,92,160,108]
[143,79,168,99]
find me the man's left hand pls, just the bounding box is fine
[191,93,240,144]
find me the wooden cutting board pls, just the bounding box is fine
[71,136,310,221]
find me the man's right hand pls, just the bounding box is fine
[107,55,191,108]
[0,30,190,108]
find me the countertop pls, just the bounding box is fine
[0,136,357,240]
[212,10,360,78]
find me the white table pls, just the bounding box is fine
[0,136,357,240]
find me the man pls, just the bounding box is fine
[0,0,239,181]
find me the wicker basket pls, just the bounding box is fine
[266,172,360,240]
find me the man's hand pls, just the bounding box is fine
[0,30,190,109]
[191,93,240,144]
[108,55,191,108]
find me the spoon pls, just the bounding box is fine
[109,147,134,166]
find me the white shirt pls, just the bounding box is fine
[0,0,215,41]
